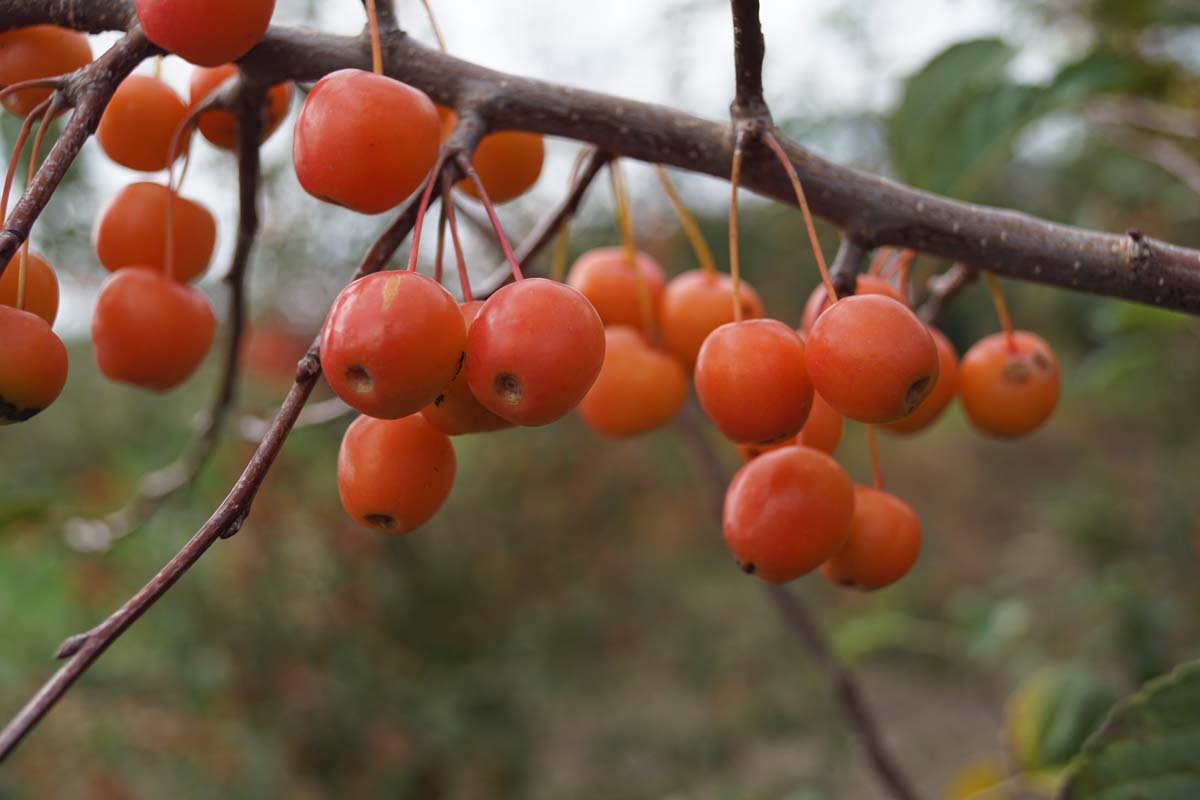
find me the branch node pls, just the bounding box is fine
[55,633,89,660]
[830,237,870,298]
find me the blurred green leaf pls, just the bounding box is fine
[1063,660,1200,798]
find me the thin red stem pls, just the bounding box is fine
[0,98,45,226]
[441,175,473,302]
[729,140,745,323]
[984,271,1017,351]
[405,155,447,272]
[609,160,657,338]
[456,154,524,281]
[365,0,384,75]
[0,78,61,108]
[762,131,837,302]
[16,97,59,309]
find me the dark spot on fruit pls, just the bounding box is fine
[0,395,42,423]
[1031,351,1051,370]
[1002,359,1032,384]
[494,372,521,406]
[904,375,933,413]
[433,393,446,406]
[450,351,465,380]
[739,561,757,575]
[345,365,373,393]
[364,513,397,530]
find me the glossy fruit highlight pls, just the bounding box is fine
[320,271,466,420]
[723,446,855,582]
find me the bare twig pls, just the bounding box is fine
[63,84,268,552]
[0,185,431,763]
[674,409,923,800]
[1086,95,1200,141]
[729,0,770,123]
[0,28,153,272]
[474,147,610,296]
[919,263,980,325]
[830,237,870,298]
[1,6,1199,312]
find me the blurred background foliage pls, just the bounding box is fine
[3,0,1200,797]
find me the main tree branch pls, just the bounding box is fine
[3,1,1200,312]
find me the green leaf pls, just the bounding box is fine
[1062,660,1200,799]
[1008,666,1115,775]
[888,41,1150,198]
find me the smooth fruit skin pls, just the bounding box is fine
[660,269,764,367]
[821,486,921,591]
[189,65,292,149]
[136,0,275,67]
[737,394,843,463]
[723,446,856,583]
[0,26,92,117]
[566,247,667,334]
[420,301,514,436]
[92,268,216,391]
[806,294,939,424]
[801,274,906,333]
[293,70,440,214]
[885,326,959,434]
[0,251,59,325]
[96,75,191,172]
[459,130,545,204]
[958,331,1059,438]
[0,306,68,424]
[337,414,456,534]
[578,326,689,437]
[92,182,216,283]
[694,319,813,444]
[466,278,606,427]
[799,392,843,454]
[321,271,465,420]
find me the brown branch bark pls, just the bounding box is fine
[830,237,870,298]
[64,82,266,551]
[729,0,770,123]
[673,408,922,800]
[0,183,430,762]
[919,263,979,325]
[3,3,1200,312]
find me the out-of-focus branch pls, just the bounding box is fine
[673,409,922,800]
[1086,95,1200,140]
[0,178,434,763]
[62,81,267,552]
[1104,129,1200,198]
[919,263,979,325]
[474,147,610,296]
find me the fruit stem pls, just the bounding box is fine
[550,147,592,283]
[653,164,718,277]
[762,131,837,303]
[365,0,384,75]
[164,119,197,283]
[868,247,893,276]
[434,193,447,285]
[896,251,913,304]
[609,159,657,339]
[866,424,884,491]
[405,153,448,272]
[419,0,449,52]
[153,55,163,80]
[16,98,57,310]
[983,271,1018,352]
[728,138,745,323]
[0,97,44,227]
[441,173,473,302]
[0,78,61,109]
[456,153,525,282]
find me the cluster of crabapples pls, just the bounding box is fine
[0,1,1063,594]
